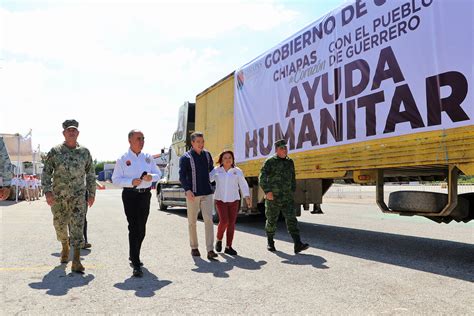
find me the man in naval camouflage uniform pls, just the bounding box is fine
[42,119,96,273]
[259,139,309,254]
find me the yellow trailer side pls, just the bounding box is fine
[196,73,235,159]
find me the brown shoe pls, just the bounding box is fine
[207,250,218,259]
[191,249,201,257]
[71,247,85,273]
[81,242,92,249]
[60,241,69,263]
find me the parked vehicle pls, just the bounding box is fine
[159,0,474,223]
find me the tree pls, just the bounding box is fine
[94,160,115,175]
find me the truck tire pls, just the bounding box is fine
[157,189,168,211]
[0,188,10,201]
[212,210,219,223]
[388,191,469,214]
[459,192,474,222]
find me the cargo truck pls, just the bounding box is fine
[158,0,473,223]
[0,137,14,200]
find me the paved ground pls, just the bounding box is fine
[1,189,473,315]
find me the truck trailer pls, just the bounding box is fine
[158,0,473,223]
[0,137,13,200]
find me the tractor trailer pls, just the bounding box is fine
[158,0,474,223]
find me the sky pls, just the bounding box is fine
[0,0,346,161]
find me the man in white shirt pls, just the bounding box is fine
[112,130,161,277]
[20,174,29,201]
[10,176,18,199]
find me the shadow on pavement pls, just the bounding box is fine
[219,254,267,271]
[273,251,329,269]
[160,207,187,219]
[51,248,91,259]
[114,268,172,297]
[192,254,267,278]
[192,257,233,278]
[234,220,474,282]
[29,264,95,296]
[0,200,23,207]
[162,206,474,281]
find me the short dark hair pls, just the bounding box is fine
[217,150,235,167]
[190,131,204,142]
[128,129,142,140]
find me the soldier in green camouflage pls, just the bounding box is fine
[42,119,96,273]
[259,139,309,254]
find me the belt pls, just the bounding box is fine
[123,187,151,193]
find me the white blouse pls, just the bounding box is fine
[210,166,250,203]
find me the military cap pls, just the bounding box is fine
[274,139,287,148]
[62,119,79,130]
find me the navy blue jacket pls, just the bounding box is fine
[179,149,214,196]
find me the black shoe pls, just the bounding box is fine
[132,266,143,277]
[224,247,237,255]
[207,250,218,260]
[191,249,201,257]
[215,240,222,252]
[267,236,276,252]
[129,257,143,266]
[294,242,309,254]
[267,244,276,252]
[311,205,324,214]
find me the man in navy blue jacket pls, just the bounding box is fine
[179,132,217,260]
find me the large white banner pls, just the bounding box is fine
[234,0,474,163]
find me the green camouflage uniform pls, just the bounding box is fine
[42,143,96,247]
[0,137,12,187]
[259,154,300,238]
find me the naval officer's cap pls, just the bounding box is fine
[62,119,79,130]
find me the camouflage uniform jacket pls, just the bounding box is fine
[259,155,296,199]
[42,143,96,198]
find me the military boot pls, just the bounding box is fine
[71,247,85,273]
[267,236,276,252]
[292,234,309,254]
[60,241,69,263]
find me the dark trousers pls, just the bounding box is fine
[122,189,151,267]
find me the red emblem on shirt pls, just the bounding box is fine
[126,160,131,166]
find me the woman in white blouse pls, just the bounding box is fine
[210,150,251,255]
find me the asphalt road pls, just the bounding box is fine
[1,190,473,315]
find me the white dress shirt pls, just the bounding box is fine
[210,166,250,202]
[112,149,162,189]
[19,179,27,188]
[28,179,37,189]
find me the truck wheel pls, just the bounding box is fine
[212,210,219,223]
[0,188,10,201]
[459,192,474,222]
[388,191,469,215]
[157,189,168,211]
[256,203,266,219]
